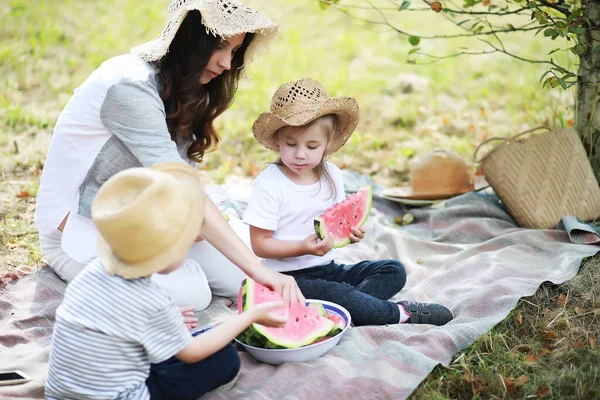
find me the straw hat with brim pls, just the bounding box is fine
[92,163,205,279]
[131,0,279,70]
[383,149,489,200]
[252,78,359,154]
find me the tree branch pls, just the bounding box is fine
[334,4,541,39]
[410,49,498,64]
[478,38,561,66]
[319,0,529,16]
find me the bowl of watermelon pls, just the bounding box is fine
[235,278,351,365]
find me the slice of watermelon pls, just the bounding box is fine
[237,278,334,349]
[326,312,346,336]
[314,186,373,248]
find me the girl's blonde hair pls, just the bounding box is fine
[274,114,339,199]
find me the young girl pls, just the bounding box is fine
[243,78,454,326]
[45,163,288,400]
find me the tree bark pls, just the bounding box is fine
[577,0,600,183]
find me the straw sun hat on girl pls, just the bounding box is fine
[131,0,279,67]
[91,163,205,279]
[252,78,360,154]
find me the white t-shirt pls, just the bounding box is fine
[45,259,191,400]
[243,163,346,272]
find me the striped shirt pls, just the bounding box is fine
[45,259,191,400]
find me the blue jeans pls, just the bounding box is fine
[146,343,240,400]
[284,260,406,326]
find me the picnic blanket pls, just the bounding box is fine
[1,173,598,399]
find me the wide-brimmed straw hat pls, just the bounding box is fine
[91,163,205,279]
[252,78,360,154]
[383,149,489,200]
[131,0,279,67]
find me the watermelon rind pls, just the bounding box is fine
[314,186,373,249]
[237,278,335,349]
[308,302,327,317]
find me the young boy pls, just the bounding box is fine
[45,162,287,400]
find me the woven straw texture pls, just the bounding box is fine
[479,128,600,229]
[253,78,359,154]
[131,0,279,68]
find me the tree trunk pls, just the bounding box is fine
[577,0,600,183]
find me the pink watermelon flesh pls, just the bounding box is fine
[326,312,346,336]
[314,186,372,248]
[237,278,334,349]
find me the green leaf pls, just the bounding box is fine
[573,43,586,55]
[456,19,470,26]
[539,69,553,83]
[409,36,420,46]
[594,46,600,54]
[569,26,586,35]
[548,48,562,55]
[543,28,558,39]
[318,1,329,10]
[399,0,411,10]
[552,66,568,74]
[557,78,567,89]
[408,47,420,55]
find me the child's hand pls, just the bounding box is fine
[303,233,334,256]
[249,301,288,327]
[349,226,366,244]
[179,305,198,330]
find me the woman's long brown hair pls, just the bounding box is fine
[153,11,254,163]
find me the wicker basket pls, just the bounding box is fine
[474,127,600,229]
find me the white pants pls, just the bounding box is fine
[39,217,249,309]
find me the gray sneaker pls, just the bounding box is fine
[396,301,454,326]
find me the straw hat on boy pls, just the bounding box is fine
[252,78,360,154]
[91,163,205,279]
[131,0,279,67]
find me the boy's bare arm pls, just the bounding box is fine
[175,302,287,364]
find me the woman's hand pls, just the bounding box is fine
[349,226,366,244]
[179,305,198,330]
[248,301,289,327]
[303,233,334,256]
[256,268,305,307]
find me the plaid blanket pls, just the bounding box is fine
[1,176,598,399]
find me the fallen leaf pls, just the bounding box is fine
[556,294,568,307]
[567,119,575,127]
[574,306,584,315]
[540,347,552,357]
[416,258,424,264]
[431,1,442,12]
[504,377,515,397]
[574,340,585,349]
[516,313,523,326]
[482,0,491,5]
[473,380,486,394]
[542,330,556,341]
[537,385,551,398]
[461,371,472,382]
[16,191,30,199]
[590,336,597,349]
[524,354,538,363]
[516,375,530,385]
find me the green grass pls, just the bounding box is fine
[0,0,597,398]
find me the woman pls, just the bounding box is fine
[34,0,304,309]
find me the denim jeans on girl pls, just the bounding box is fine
[284,260,406,326]
[146,343,240,400]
